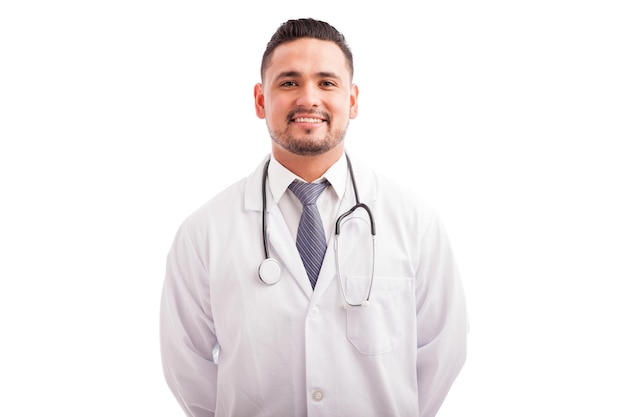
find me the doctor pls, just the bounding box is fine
[160,18,468,417]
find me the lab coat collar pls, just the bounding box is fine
[243,156,269,211]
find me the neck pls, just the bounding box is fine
[272,145,344,183]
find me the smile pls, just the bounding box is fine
[292,117,324,123]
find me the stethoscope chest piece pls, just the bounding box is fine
[258,258,281,285]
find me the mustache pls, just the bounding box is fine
[286,109,331,122]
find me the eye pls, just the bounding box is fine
[320,80,337,88]
[280,80,297,87]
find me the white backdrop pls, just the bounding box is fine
[1,1,625,415]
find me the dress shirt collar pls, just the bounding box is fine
[268,153,348,204]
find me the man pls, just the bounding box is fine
[160,18,467,417]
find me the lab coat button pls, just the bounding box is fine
[309,306,320,318]
[312,390,324,402]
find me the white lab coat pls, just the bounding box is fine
[160,155,468,417]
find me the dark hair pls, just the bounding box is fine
[261,18,354,81]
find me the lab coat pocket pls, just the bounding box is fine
[345,275,414,355]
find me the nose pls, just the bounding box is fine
[295,82,320,108]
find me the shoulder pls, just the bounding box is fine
[351,157,436,219]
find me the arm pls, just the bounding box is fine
[415,214,468,417]
[160,222,218,417]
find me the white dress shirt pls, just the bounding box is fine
[268,153,346,244]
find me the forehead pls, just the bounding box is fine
[265,38,351,81]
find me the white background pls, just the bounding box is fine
[1,1,625,415]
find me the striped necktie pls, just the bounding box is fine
[288,180,329,288]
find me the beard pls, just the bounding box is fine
[269,127,347,156]
[268,111,348,156]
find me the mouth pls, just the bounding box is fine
[292,117,325,123]
[288,110,329,125]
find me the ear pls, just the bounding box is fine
[349,83,359,119]
[254,83,265,119]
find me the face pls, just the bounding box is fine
[254,38,358,158]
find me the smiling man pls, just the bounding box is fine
[255,36,356,159]
[161,18,468,417]
[254,35,358,182]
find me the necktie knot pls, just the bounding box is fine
[288,180,329,206]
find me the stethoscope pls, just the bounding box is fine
[258,155,376,307]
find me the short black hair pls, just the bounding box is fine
[261,18,354,81]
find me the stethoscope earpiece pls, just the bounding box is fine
[258,257,281,285]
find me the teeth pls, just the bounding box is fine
[294,117,323,123]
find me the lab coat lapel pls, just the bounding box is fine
[312,160,377,300]
[266,203,314,297]
[245,156,313,297]
[312,197,365,299]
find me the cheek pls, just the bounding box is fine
[267,106,285,122]
[332,94,353,118]
[266,98,290,122]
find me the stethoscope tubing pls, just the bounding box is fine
[259,154,376,305]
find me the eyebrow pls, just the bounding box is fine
[274,71,340,80]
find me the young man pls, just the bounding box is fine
[161,18,468,417]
